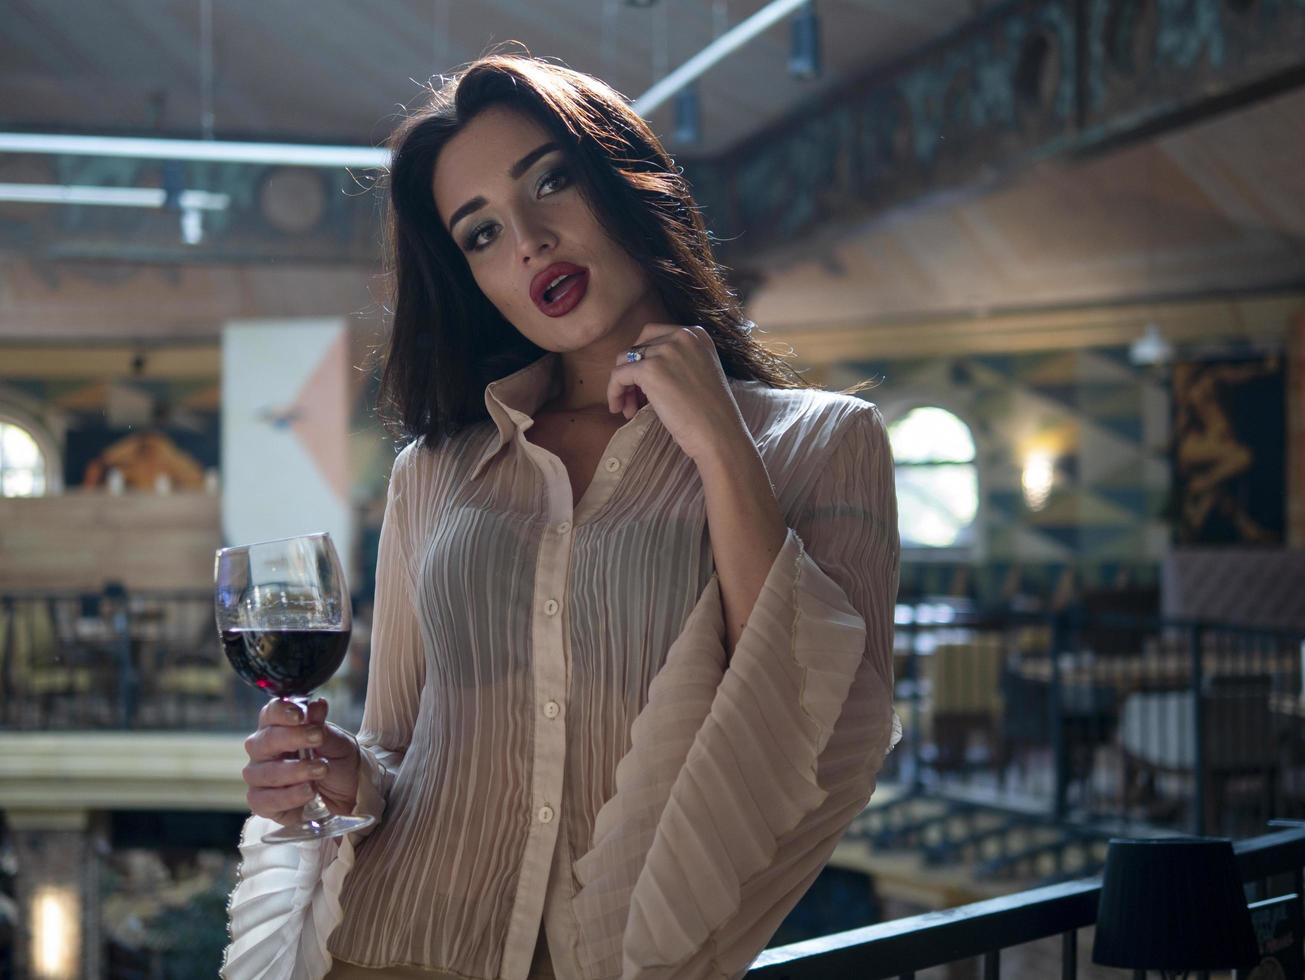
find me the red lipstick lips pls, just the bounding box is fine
[530,262,589,317]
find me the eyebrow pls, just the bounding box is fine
[446,141,561,234]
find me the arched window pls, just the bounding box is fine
[887,406,978,549]
[0,419,49,497]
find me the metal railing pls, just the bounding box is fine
[0,586,367,731]
[887,603,1303,844]
[748,822,1305,978]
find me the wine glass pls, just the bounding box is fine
[214,531,375,843]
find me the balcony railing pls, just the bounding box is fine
[748,822,1305,978]
[4,587,1301,842]
[0,587,367,733]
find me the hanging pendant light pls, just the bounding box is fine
[1129,321,1173,367]
[789,2,821,80]
[673,84,701,145]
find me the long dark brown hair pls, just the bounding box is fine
[375,49,849,448]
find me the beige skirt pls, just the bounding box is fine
[323,927,555,980]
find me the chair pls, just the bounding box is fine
[0,594,113,728]
[1119,674,1278,833]
[997,661,1118,801]
[138,594,232,728]
[927,635,1006,772]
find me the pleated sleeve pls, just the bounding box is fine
[221,445,426,980]
[571,404,901,980]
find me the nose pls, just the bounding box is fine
[512,211,557,265]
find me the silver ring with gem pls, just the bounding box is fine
[624,347,645,363]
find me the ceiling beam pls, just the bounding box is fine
[760,292,1304,364]
[685,0,1305,269]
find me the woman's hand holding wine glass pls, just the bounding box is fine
[242,696,362,827]
[216,531,375,843]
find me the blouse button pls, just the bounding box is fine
[543,700,560,719]
[537,805,554,824]
[604,457,621,473]
[543,599,559,616]
[555,521,571,535]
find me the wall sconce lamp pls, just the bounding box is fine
[1021,450,1057,511]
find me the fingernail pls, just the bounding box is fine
[310,764,328,778]
[307,729,323,745]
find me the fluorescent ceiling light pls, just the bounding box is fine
[633,0,810,115]
[0,182,230,210]
[0,133,389,168]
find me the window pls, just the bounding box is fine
[0,420,48,497]
[887,406,978,548]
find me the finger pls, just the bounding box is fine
[244,757,328,789]
[257,697,306,730]
[305,698,329,726]
[249,782,316,818]
[315,724,358,762]
[245,722,326,762]
[606,360,647,414]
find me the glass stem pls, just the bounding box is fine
[287,694,333,824]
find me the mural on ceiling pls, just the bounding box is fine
[1169,354,1285,546]
[827,346,1171,607]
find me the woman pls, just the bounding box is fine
[223,52,900,980]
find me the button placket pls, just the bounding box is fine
[505,466,575,976]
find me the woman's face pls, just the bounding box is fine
[432,105,664,353]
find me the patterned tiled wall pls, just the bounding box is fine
[826,346,1171,607]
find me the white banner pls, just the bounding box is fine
[221,318,353,576]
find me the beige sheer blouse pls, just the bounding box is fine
[222,350,901,980]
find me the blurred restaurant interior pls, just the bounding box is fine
[2,0,1305,977]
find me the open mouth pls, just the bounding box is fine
[531,263,590,317]
[542,273,579,303]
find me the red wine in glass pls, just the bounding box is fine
[215,532,375,843]
[220,627,352,697]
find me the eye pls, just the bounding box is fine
[537,166,570,196]
[463,221,498,252]
[464,163,576,253]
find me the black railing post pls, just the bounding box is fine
[1189,623,1206,836]
[1061,929,1076,979]
[1051,610,1069,822]
[1,595,13,726]
[104,583,137,729]
[906,616,923,795]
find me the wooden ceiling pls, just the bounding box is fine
[0,0,980,157]
[2,1,1302,342]
[748,85,1305,326]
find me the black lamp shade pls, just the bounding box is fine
[1092,837,1260,971]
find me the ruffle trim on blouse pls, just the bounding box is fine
[571,527,888,978]
[220,747,391,980]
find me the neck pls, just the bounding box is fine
[547,289,672,412]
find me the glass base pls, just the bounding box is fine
[261,812,376,843]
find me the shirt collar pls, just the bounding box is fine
[471,351,563,479]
